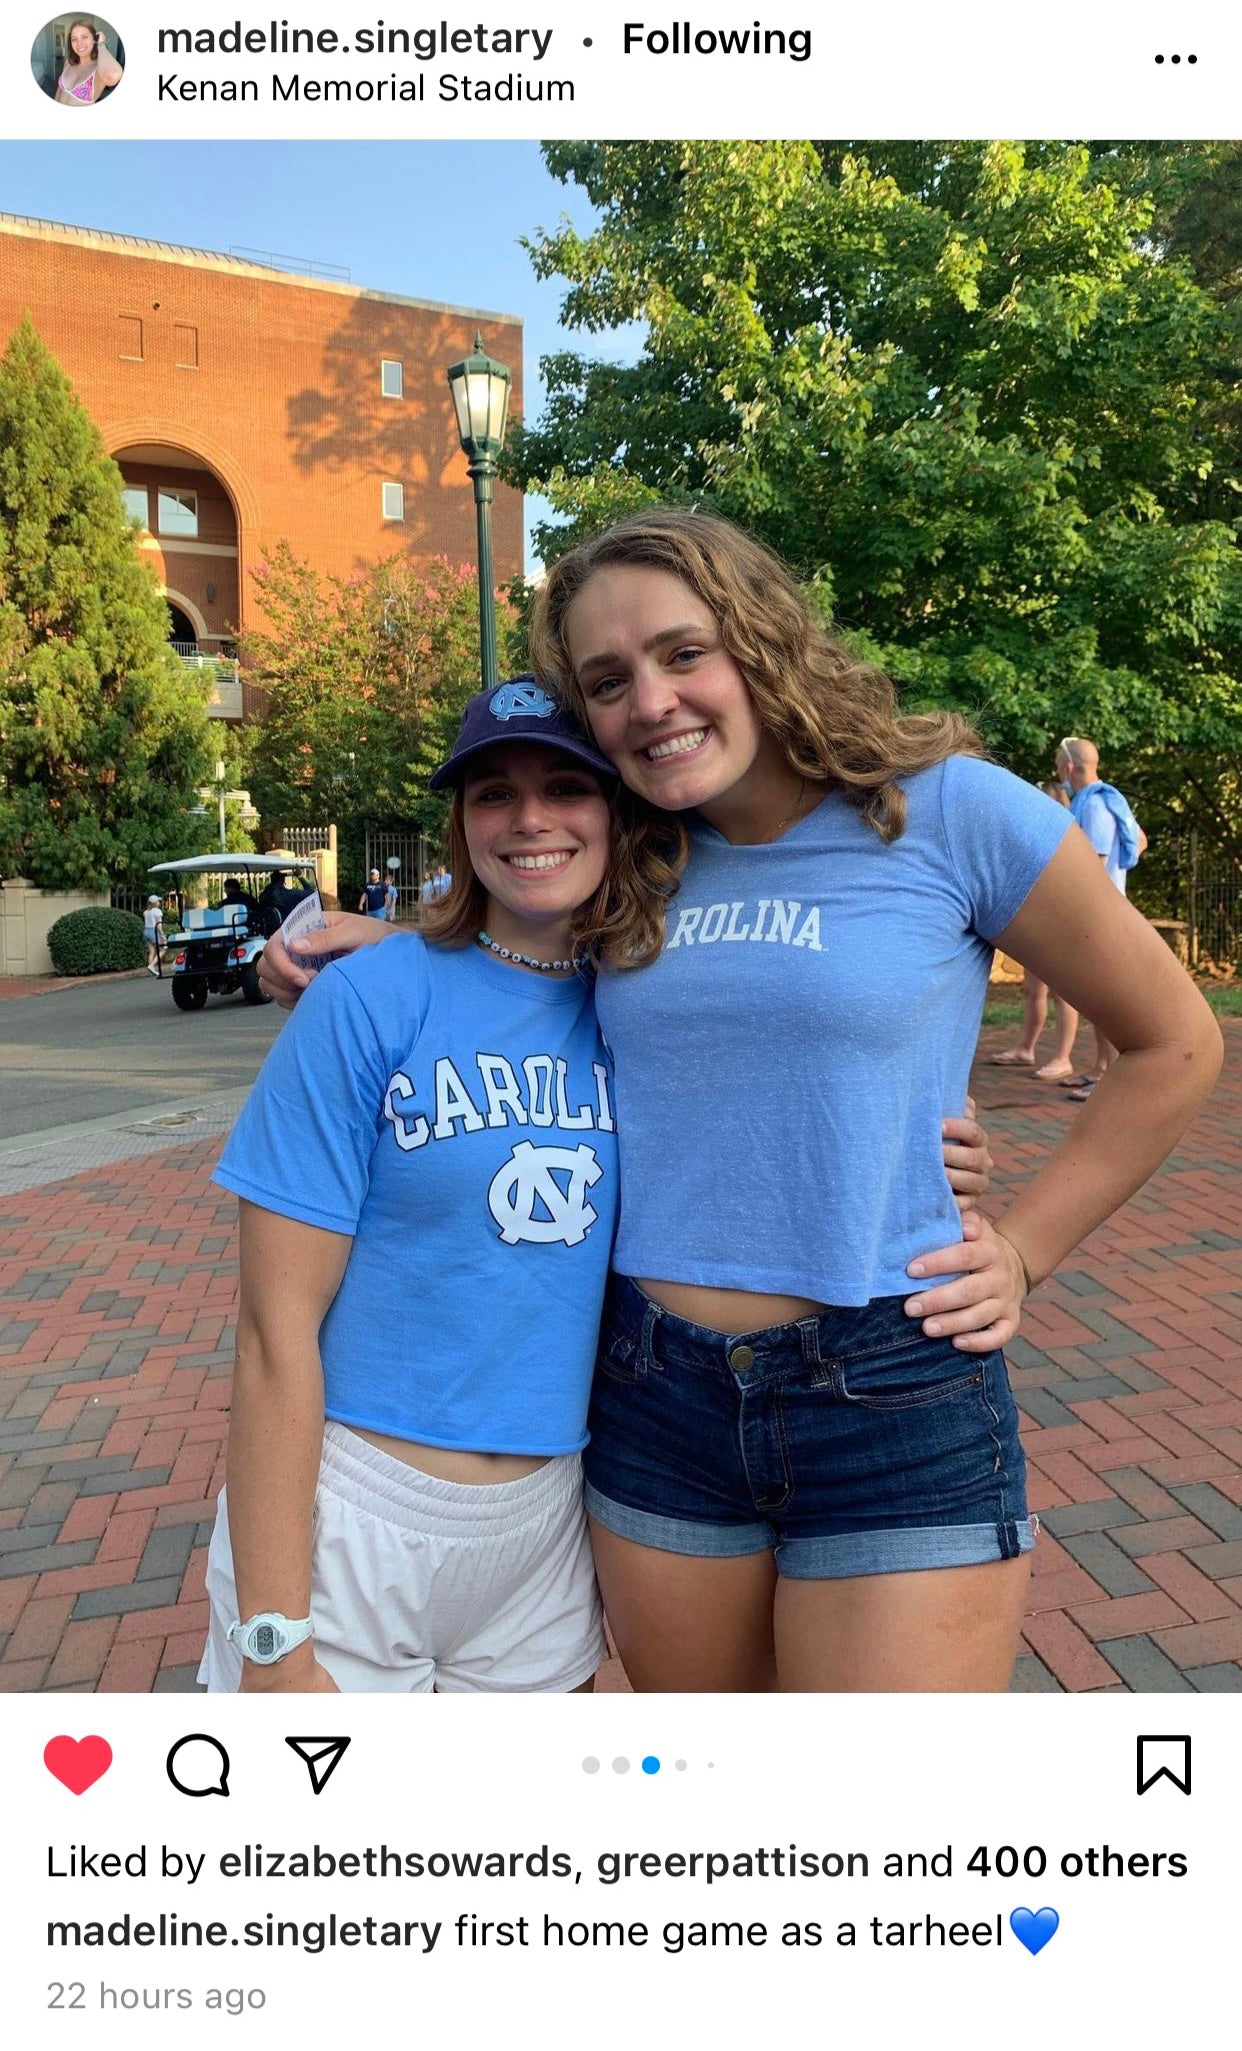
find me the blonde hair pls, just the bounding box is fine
[531,509,986,847]
[417,769,683,971]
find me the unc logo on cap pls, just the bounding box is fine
[489,680,557,721]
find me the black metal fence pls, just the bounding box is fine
[1131,832,1242,972]
[271,825,332,860]
[365,829,427,921]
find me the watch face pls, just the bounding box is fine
[253,1622,279,1658]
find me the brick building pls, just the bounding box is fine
[0,212,523,716]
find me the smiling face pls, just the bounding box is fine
[563,563,799,839]
[462,742,612,958]
[68,21,96,59]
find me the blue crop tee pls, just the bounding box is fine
[593,755,1072,1306]
[214,936,618,1454]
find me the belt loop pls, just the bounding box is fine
[640,1297,663,1371]
[799,1316,822,1367]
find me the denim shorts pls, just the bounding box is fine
[583,1276,1036,1579]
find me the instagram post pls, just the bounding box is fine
[0,5,1238,2041]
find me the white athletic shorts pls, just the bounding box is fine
[198,1421,604,1693]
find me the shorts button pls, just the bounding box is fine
[729,1344,756,1372]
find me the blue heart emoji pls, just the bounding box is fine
[1009,1907,1059,1955]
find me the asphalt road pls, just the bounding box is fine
[0,972,286,1142]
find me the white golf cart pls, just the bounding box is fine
[149,852,318,1012]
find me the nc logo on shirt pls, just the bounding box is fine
[488,1141,603,1246]
[489,681,556,721]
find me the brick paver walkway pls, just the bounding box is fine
[1,1023,1239,1693]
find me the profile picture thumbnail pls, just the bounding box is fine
[31,14,125,106]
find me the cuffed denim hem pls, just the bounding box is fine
[585,1482,1038,1580]
[584,1482,772,1559]
[775,1514,1039,1580]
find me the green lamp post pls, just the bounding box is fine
[447,333,512,694]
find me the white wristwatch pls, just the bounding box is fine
[227,1612,313,1665]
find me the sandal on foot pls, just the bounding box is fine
[1035,1060,1075,1080]
[989,1050,1036,1066]
[1057,1073,1099,1090]
[1066,1080,1097,1102]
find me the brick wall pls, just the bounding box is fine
[0,215,524,639]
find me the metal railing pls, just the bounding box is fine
[275,826,333,858]
[229,244,351,282]
[366,829,427,919]
[1131,831,1242,972]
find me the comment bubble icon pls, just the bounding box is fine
[166,1733,231,1798]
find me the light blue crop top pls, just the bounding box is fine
[594,755,1071,1305]
[214,936,618,1454]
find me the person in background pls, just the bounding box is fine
[256,870,308,936]
[383,870,399,922]
[143,895,165,977]
[989,781,1080,1079]
[421,863,452,904]
[359,869,388,919]
[1055,737,1149,1101]
[222,877,259,926]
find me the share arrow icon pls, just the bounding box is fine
[284,1735,351,1794]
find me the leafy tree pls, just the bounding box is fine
[242,547,520,893]
[510,142,1242,852]
[0,317,216,888]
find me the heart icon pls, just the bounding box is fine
[1009,1907,1059,1956]
[44,1735,113,1795]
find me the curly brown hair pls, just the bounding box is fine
[530,508,986,849]
[417,774,685,972]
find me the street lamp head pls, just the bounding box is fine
[447,332,512,461]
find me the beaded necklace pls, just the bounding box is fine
[476,929,587,975]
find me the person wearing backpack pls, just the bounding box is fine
[1056,737,1149,1100]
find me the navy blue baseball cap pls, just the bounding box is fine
[429,676,617,791]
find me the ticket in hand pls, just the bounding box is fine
[276,888,340,974]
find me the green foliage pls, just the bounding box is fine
[511,141,1242,851]
[243,548,520,890]
[0,318,217,889]
[47,904,146,975]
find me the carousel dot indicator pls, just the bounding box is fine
[675,1759,687,1772]
[612,1756,631,1774]
[642,1756,660,1774]
[581,1757,600,1774]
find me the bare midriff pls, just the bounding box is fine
[355,1426,547,1484]
[635,1278,830,1336]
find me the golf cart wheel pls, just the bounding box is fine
[171,977,208,1011]
[241,962,271,1006]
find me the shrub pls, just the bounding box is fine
[47,906,146,975]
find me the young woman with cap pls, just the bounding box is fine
[200,684,625,1693]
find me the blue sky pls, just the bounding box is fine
[0,140,640,565]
